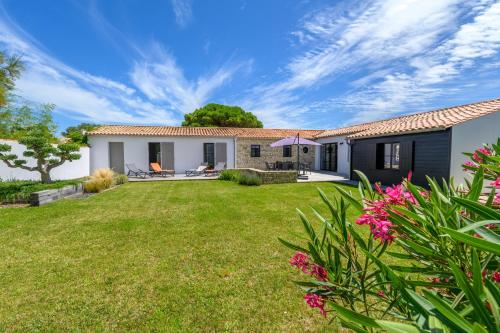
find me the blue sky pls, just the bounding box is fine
[0,0,499,131]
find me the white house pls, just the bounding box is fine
[85,98,500,187]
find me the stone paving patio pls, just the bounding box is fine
[128,170,352,183]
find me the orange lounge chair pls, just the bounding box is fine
[150,163,175,177]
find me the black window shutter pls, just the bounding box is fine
[400,141,414,172]
[374,143,384,169]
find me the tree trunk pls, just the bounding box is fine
[40,169,52,183]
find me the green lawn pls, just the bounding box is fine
[0,180,361,332]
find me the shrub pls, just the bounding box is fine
[218,169,240,181]
[83,178,108,193]
[0,179,82,203]
[280,139,500,332]
[84,168,115,193]
[113,174,129,185]
[237,172,261,186]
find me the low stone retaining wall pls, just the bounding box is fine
[30,184,84,206]
[236,168,297,184]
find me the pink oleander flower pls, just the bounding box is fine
[356,214,376,225]
[365,200,389,217]
[377,290,385,298]
[431,277,441,283]
[385,184,405,205]
[491,178,500,189]
[472,147,491,163]
[403,191,417,204]
[304,293,326,317]
[494,193,500,205]
[492,272,500,283]
[371,220,395,242]
[407,170,413,182]
[290,252,309,273]
[463,161,477,171]
[374,182,384,194]
[310,264,328,281]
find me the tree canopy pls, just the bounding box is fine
[62,123,99,146]
[0,104,81,183]
[0,51,23,107]
[182,104,263,128]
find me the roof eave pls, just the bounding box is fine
[347,126,449,140]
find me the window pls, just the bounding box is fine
[377,143,400,170]
[250,144,260,157]
[283,145,292,157]
[302,146,309,154]
[204,143,215,167]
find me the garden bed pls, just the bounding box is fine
[0,179,85,204]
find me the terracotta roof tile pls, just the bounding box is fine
[317,98,500,139]
[234,128,323,139]
[88,125,324,139]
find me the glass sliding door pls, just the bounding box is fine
[203,143,215,167]
[321,143,338,172]
[148,142,161,169]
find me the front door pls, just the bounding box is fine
[109,142,124,174]
[321,143,338,172]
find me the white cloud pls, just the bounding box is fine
[0,4,249,126]
[130,43,252,114]
[170,0,192,28]
[248,0,500,127]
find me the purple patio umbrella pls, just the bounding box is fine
[270,134,320,176]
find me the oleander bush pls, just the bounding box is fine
[280,139,500,332]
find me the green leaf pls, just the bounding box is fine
[387,251,414,260]
[471,249,482,296]
[277,238,308,253]
[296,208,318,245]
[472,323,489,333]
[353,170,374,199]
[449,261,495,332]
[458,221,500,232]
[338,320,369,333]
[329,303,379,328]
[484,282,500,333]
[467,167,484,201]
[443,228,500,255]
[422,289,473,332]
[451,197,500,220]
[375,320,420,333]
[330,184,364,213]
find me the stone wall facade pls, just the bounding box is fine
[237,168,297,184]
[235,138,316,170]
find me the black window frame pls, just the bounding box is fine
[148,142,161,168]
[376,142,400,170]
[203,143,215,167]
[283,145,292,157]
[250,144,261,157]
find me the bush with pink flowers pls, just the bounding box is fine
[280,139,500,332]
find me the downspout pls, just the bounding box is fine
[346,139,353,180]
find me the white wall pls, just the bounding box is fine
[0,139,90,181]
[450,111,500,186]
[88,135,235,173]
[314,136,350,176]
